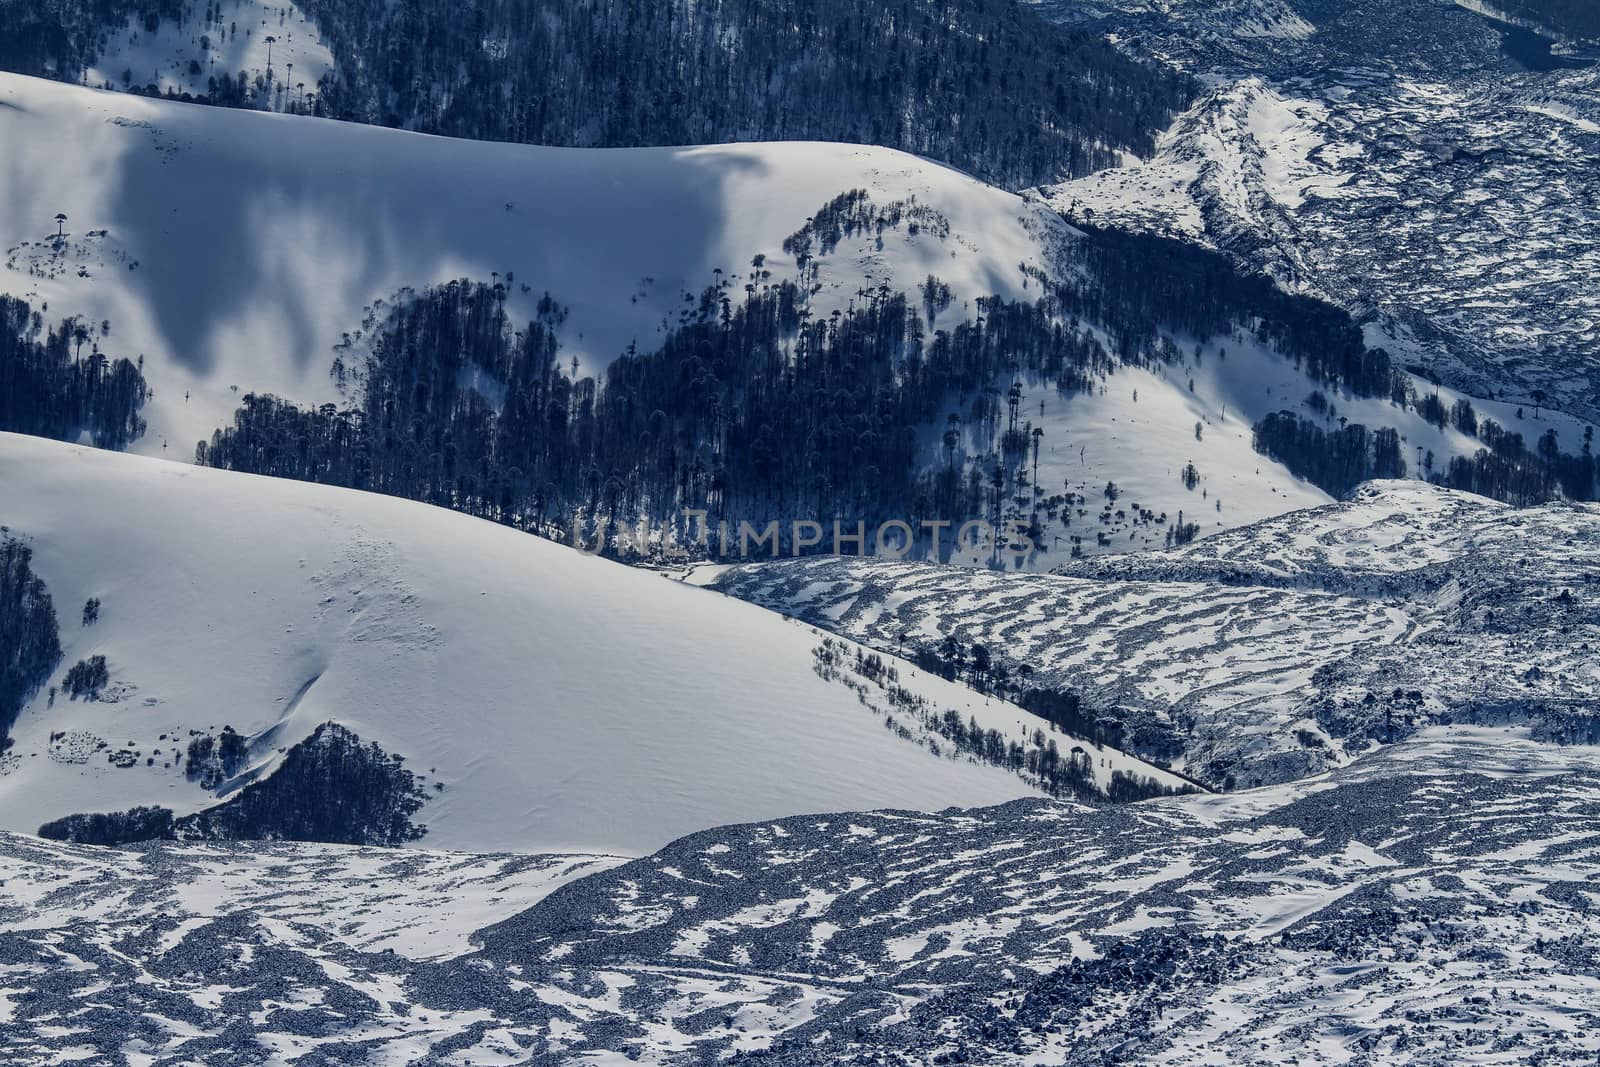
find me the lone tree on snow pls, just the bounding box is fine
[54,213,67,240]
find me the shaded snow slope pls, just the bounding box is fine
[0,433,1052,853]
[0,71,1046,460]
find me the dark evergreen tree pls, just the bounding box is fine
[0,297,149,449]
[0,533,62,750]
[0,0,1193,189]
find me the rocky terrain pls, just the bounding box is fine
[707,480,1600,789]
[1,4,1595,1063]
[2,727,1597,1064]
[1043,0,1600,421]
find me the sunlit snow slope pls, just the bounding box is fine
[1,70,1551,567]
[0,71,1045,459]
[0,433,1049,854]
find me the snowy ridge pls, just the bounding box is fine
[0,71,1048,461]
[5,68,1565,567]
[0,432,1079,854]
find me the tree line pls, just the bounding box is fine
[814,638,1184,803]
[191,197,1578,554]
[0,533,62,752]
[1064,227,1399,398]
[38,722,429,846]
[0,0,1193,190]
[1253,404,1597,505]
[197,271,1119,552]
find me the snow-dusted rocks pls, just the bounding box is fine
[1046,0,1600,422]
[710,479,1600,789]
[2,727,1597,1064]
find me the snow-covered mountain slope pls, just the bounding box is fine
[0,432,1080,854]
[701,554,1412,788]
[706,479,1600,788]
[931,317,1590,564]
[4,726,1598,1064]
[1,71,1576,569]
[0,71,1045,459]
[0,72,1354,564]
[1042,0,1600,422]
[1050,71,1600,419]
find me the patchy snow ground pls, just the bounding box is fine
[1043,10,1600,423]
[2,726,1598,1064]
[0,835,622,961]
[0,432,1072,854]
[708,479,1600,788]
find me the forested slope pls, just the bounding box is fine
[0,0,1193,188]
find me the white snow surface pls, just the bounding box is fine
[0,71,1045,461]
[0,433,1045,854]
